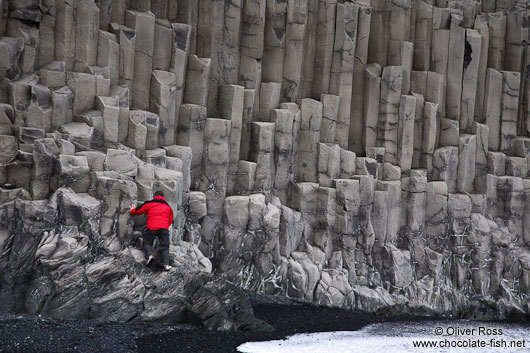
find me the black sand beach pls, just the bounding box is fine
[0,292,430,353]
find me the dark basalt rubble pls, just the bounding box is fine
[0,186,271,332]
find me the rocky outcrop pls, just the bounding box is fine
[1,0,530,326]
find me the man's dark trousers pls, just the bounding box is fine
[143,228,170,266]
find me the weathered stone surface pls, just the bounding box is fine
[330,2,358,149]
[484,68,502,151]
[219,85,244,195]
[397,95,416,172]
[184,55,211,107]
[377,66,403,165]
[2,0,530,327]
[73,0,99,72]
[198,118,230,257]
[67,73,97,116]
[363,63,381,150]
[433,146,459,194]
[150,70,177,146]
[458,134,477,193]
[297,99,322,183]
[54,155,91,193]
[125,10,155,110]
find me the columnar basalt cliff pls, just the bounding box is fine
[1,0,530,326]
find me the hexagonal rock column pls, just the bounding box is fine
[297,98,322,183]
[176,104,206,186]
[281,0,308,103]
[125,10,155,110]
[262,0,287,83]
[271,109,295,204]
[329,2,358,149]
[377,66,403,165]
[198,118,231,257]
[397,94,416,173]
[219,85,244,195]
[150,70,177,146]
[433,146,459,194]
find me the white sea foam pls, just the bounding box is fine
[237,320,529,353]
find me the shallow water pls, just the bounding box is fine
[237,320,529,353]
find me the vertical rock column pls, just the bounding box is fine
[487,12,506,71]
[431,7,450,119]
[411,92,424,169]
[125,10,155,110]
[397,95,416,173]
[110,85,129,144]
[472,122,489,193]
[222,0,243,87]
[175,0,198,54]
[271,109,295,204]
[473,14,490,124]
[170,23,192,140]
[485,68,502,151]
[297,99,322,183]
[330,2,358,149]
[377,66,403,165]
[433,146,459,193]
[368,0,390,67]
[240,0,266,60]
[197,0,224,117]
[152,19,172,71]
[176,104,206,187]
[363,63,382,149]
[55,0,76,70]
[198,118,231,257]
[300,0,317,99]
[420,102,438,178]
[219,85,245,195]
[457,134,477,193]
[388,0,412,94]
[281,0,308,103]
[312,0,336,99]
[239,0,265,141]
[445,10,465,123]
[320,94,339,144]
[39,0,56,68]
[150,70,177,146]
[262,0,287,83]
[500,71,520,156]
[412,0,432,71]
[95,96,119,145]
[251,122,275,192]
[111,24,136,102]
[183,55,211,107]
[240,89,256,160]
[74,0,99,72]
[349,4,372,155]
[97,31,120,87]
[505,7,527,77]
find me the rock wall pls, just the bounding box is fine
[1,0,530,322]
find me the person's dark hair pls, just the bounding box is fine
[154,191,164,197]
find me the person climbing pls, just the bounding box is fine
[129,190,174,271]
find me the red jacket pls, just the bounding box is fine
[130,196,174,230]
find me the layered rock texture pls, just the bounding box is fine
[1,0,530,325]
